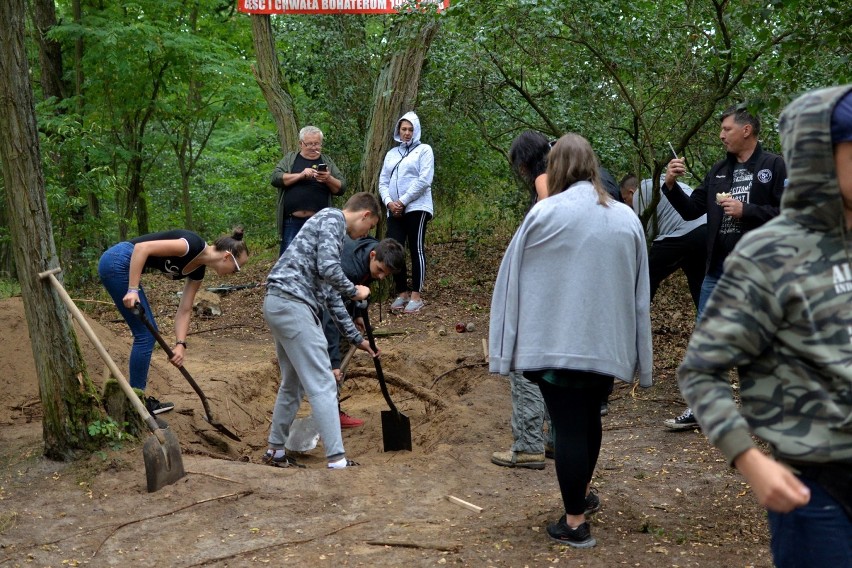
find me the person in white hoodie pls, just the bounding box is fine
[379,111,434,314]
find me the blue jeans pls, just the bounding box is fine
[280,215,309,256]
[696,268,722,321]
[768,476,852,567]
[98,242,159,390]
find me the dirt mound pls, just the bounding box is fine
[0,241,774,566]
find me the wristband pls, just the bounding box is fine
[127,288,139,294]
[175,340,187,349]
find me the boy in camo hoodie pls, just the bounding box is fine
[263,192,379,469]
[679,85,852,566]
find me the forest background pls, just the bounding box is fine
[2,0,851,289]
[0,0,850,456]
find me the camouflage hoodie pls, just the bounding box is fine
[678,84,852,467]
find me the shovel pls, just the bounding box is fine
[38,268,185,492]
[132,304,241,442]
[362,305,412,452]
[285,344,358,452]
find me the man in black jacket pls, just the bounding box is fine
[324,236,405,427]
[662,104,786,430]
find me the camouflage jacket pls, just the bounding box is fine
[678,84,852,467]
[265,208,363,345]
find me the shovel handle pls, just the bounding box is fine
[361,305,399,414]
[131,303,215,420]
[37,268,162,436]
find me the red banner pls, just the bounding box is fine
[238,0,449,15]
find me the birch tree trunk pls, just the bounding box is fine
[357,17,440,206]
[250,14,299,154]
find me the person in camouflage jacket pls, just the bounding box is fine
[678,85,852,566]
[263,193,379,469]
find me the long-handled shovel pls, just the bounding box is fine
[362,305,412,451]
[132,304,241,442]
[38,268,185,492]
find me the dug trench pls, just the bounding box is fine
[0,241,774,566]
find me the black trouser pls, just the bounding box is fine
[386,210,431,294]
[648,225,707,310]
[537,373,612,516]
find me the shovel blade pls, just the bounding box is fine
[142,427,186,492]
[285,415,320,452]
[381,410,412,452]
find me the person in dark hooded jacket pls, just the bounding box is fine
[678,85,852,567]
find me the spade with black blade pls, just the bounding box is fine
[133,304,241,441]
[362,304,412,452]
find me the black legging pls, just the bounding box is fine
[386,210,431,294]
[537,373,612,516]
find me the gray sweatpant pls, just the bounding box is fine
[510,371,552,453]
[264,294,345,461]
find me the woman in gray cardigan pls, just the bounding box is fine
[489,134,652,548]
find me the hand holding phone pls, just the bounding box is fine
[317,163,328,172]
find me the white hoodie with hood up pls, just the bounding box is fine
[378,111,434,216]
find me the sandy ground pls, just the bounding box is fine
[0,241,773,567]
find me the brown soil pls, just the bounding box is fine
[0,240,772,567]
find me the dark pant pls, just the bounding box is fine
[386,210,431,294]
[768,476,852,567]
[280,215,309,257]
[648,225,707,310]
[538,374,612,516]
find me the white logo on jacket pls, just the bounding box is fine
[757,169,773,183]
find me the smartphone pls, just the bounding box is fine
[317,163,328,172]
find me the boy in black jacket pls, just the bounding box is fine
[324,237,405,427]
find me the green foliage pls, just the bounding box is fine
[0,278,21,299]
[10,0,850,288]
[87,418,134,450]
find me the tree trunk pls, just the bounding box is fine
[357,17,440,209]
[29,0,66,101]
[0,0,102,460]
[250,14,299,154]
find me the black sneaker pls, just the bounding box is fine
[664,407,699,431]
[546,518,596,548]
[145,396,174,415]
[584,489,601,516]
[262,450,305,468]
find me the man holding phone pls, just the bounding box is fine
[271,125,346,255]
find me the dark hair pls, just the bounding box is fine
[509,130,550,185]
[547,134,609,205]
[343,192,381,217]
[619,174,638,190]
[213,226,249,258]
[721,103,761,137]
[374,238,405,274]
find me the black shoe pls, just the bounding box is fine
[584,489,601,516]
[546,518,596,548]
[664,407,699,431]
[262,450,304,468]
[145,397,174,415]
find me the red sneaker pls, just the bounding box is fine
[339,411,364,429]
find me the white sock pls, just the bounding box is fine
[266,449,285,459]
[327,457,348,469]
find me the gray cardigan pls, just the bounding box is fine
[489,181,653,386]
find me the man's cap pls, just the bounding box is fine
[831,90,852,144]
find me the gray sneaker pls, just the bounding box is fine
[491,450,546,470]
[403,299,424,313]
[390,296,408,311]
